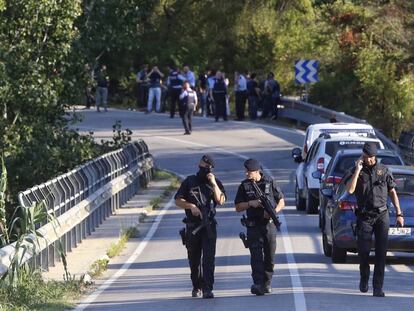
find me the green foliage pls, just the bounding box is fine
[106,226,139,258]
[0,269,84,311]
[101,120,133,149]
[89,258,109,278]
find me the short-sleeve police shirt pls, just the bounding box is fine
[234,176,283,220]
[175,174,226,223]
[351,162,396,211]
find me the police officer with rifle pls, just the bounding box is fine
[235,158,285,296]
[175,155,226,299]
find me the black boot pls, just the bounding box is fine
[250,284,265,296]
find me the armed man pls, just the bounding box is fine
[346,142,404,297]
[175,155,226,299]
[234,158,285,296]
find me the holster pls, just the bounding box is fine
[179,228,186,246]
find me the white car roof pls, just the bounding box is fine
[307,122,374,131]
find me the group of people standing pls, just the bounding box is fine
[136,64,282,134]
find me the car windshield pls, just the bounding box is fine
[325,141,381,158]
[332,155,402,176]
[393,174,414,194]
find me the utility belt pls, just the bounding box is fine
[240,215,271,228]
[179,217,216,245]
[356,206,387,217]
[183,219,217,228]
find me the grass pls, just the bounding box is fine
[106,227,139,258]
[142,169,180,213]
[0,270,85,311]
[88,258,109,278]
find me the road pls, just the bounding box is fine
[73,108,414,311]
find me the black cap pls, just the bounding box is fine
[362,142,377,157]
[201,154,215,168]
[244,158,261,171]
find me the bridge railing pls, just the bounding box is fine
[0,140,154,276]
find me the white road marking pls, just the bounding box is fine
[74,198,174,311]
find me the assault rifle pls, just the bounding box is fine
[251,181,282,231]
[190,188,215,239]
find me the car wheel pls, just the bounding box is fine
[322,232,332,257]
[332,240,347,263]
[306,190,318,214]
[295,182,306,211]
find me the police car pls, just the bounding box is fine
[291,132,384,214]
[301,123,376,158]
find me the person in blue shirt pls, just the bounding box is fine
[183,65,196,88]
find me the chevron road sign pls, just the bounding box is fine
[295,60,319,84]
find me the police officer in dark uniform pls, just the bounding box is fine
[175,155,226,299]
[234,158,285,295]
[347,142,404,297]
[179,81,197,135]
[210,71,227,122]
[167,67,184,118]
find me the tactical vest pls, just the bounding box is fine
[186,90,196,106]
[184,175,215,222]
[213,79,226,95]
[242,177,275,220]
[169,72,182,89]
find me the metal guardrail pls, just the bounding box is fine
[0,140,154,275]
[280,97,400,153]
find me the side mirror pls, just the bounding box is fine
[291,147,303,163]
[312,171,322,180]
[321,188,333,198]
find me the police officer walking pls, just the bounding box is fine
[234,158,285,295]
[167,66,185,118]
[175,155,226,299]
[346,142,404,297]
[179,81,197,135]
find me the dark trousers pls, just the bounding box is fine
[247,222,277,287]
[137,85,148,108]
[235,91,247,120]
[206,95,214,116]
[169,90,181,118]
[181,104,194,133]
[357,211,389,290]
[261,95,275,118]
[186,225,217,291]
[213,94,227,121]
[248,95,258,120]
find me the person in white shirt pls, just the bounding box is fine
[234,71,247,120]
[179,81,198,135]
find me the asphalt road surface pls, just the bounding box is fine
[73,108,414,311]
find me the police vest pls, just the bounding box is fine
[185,90,196,106]
[213,79,226,95]
[242,177,276,220]
[184,175,215,222]
[169,72,182,89]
